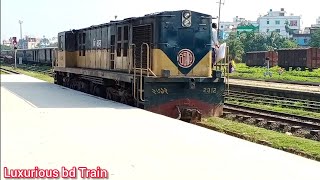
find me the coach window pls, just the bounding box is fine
[59,35,64,50]
[50,49,52,61]
[124,26,128,41]
[117,43,122,57]
[78,32,86,56]
[82,33,86,56]
[110,35,115,69]
[123,26,129,57]
[117,27,122,57]
[117,27,122,41]
[78,33,82,56]
[44,49,47,61]
[123,43,128,57]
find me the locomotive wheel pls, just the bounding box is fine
[62,77,70,87]
[120,96,128,105]
[106,88,113,100]
[95,85,103,98]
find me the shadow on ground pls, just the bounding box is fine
[1,79,135,109]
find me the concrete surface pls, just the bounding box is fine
[1,74,320,180]
[229,78,320,94]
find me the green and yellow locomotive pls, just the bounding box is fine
[54,10,226,122]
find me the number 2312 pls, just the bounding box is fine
[203,88,216,94]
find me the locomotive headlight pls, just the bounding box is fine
[183,12,191,19]
[183,19,191,27]
[182,11,192,27]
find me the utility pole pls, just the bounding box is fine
[12,37,18,69]
[19,20,23,40]
[216,0,225,39]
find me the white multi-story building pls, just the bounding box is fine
[219,16,257,39]
[2,40,12,47]
[219,16,245,30]
[18,36,39,49]
[311,17,320,28]
[257,8,301,37]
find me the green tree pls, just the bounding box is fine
[239,31,268,52]
[225,32,244,61]
[309,29,320,47]
[223,30,299,61]
[280,39,298,48]
[239,31,255,52]
[267,32,284,49]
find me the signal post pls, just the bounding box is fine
[12,37,18,69]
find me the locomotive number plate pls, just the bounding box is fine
[203,88,216,94]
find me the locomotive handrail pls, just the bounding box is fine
[226,46,230,95]
[129,44,136,74]
[139,43,149,102]
[131,44,137,101]
[213,45,230,95]
[142,43,150,77]
[134,67,157,77]
[131,42,157,103]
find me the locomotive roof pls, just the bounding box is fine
[62,10,212,33]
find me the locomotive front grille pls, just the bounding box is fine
[132,24,153,69]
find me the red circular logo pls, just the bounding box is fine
[177,49,195,68]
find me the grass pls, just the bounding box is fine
[199,117,320,161]
[227,100,320,119]
[230,63,320,83]
[0,64,53,83]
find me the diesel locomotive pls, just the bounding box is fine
[53,10,226,122]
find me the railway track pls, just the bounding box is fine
[1,64,53,76]
[224,103,320,128]
[230,77,320,86]
[225,90,320,113]
[15,64,53,76]
[0,67,20,74]
[223,103,320,141]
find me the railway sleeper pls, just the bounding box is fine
[310,130,320,136]
[266,121,275,126]
[254,118,264,124]
[226,97,320,112]
[235,114,246,121]
[290,126,302,133]
[222,112,232,118]
[279,123,287,130]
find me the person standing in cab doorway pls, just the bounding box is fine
[211,23,220,66]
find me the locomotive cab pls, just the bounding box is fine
[133,10,226,122]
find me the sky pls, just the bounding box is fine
[1,0,319,41]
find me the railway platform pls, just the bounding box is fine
[1,74,320,180]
